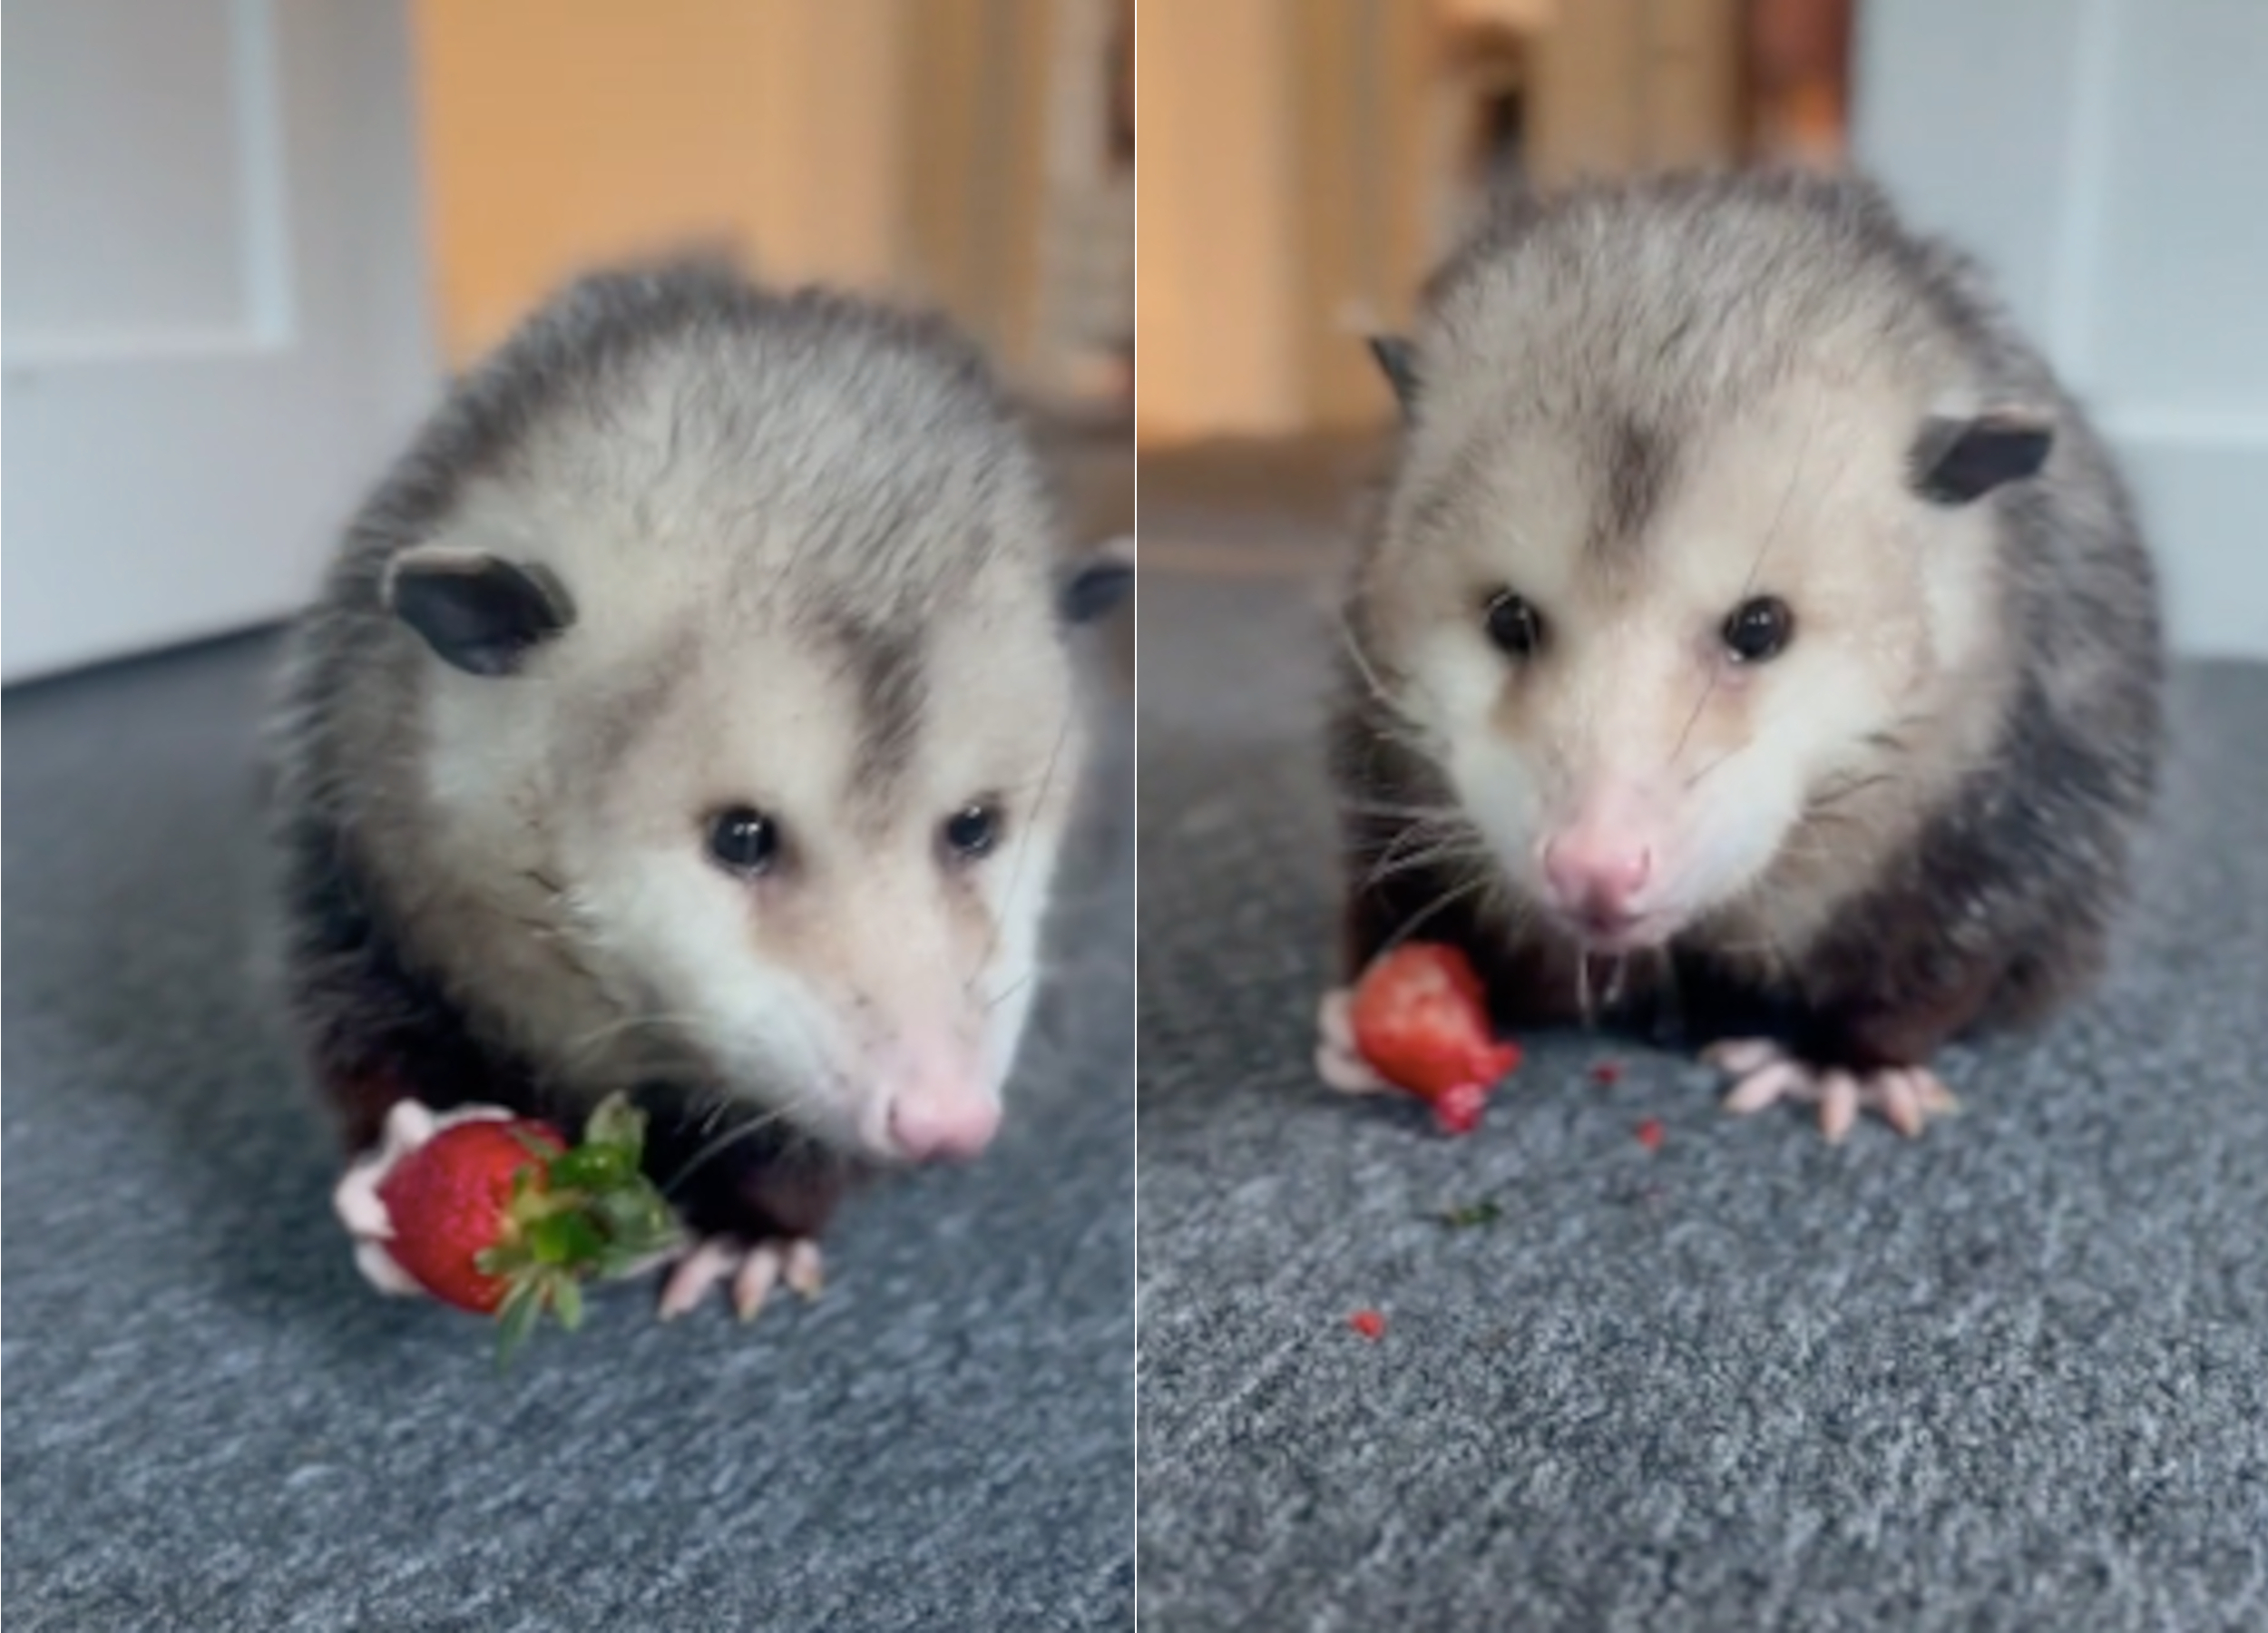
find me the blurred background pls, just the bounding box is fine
[1138,0,2267,663]
[4,0,1135,685]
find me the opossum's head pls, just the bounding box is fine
[377,276,1130,1164]
[1355,177,2049,953]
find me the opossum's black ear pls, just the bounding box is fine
[385,547,576,677]
[1911,409,2055,504]
[1058,536,1134,625]
[1369,335,1421,416]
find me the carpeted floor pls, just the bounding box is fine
[1135,566,2268,1631]
[2,628,1137,1632]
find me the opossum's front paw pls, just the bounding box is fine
[1705,1039,1960,1142]
[657,1235,826,1325]
[1315,986,1391,1094]
[332,1099,521,1298]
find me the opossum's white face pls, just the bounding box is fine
[400,538,1100,1168]
[551,608,1084,1163]
[1368,375,2028,953]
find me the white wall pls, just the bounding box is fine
[1854,0,2268,660]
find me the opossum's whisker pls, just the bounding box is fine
[697,1095,732,1139]
[1334,611,1454,759]
[1807,771,1898,812]
[1358,813,1481,870]
[1380,870,1501,953]
[1740,387,1823,600]
[1343,703,1439,764]
[559,1009,700,1065]
[1333,603,1402,718]
[1358,836,1492,893]
[1862,709,1941,759]
[1339,830,1481,870]
[1683,743,1745,791]
[1339,795,1471,823]
[1707,932,1785,961]
[1671,670,1722,765]
[662,1110,797,1197]
[966,705,1073,998]
[982,973,1034,1014]
[1673,386,1833,770]
[661,1088,837,1198]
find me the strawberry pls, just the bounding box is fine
[368,1093,683,1361]
[376,1116,567,1315]
[1348,943,1522,1134]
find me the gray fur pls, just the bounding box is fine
[1383,171,2070,565]
[830,612,929,797]
[1598,414,1673,558]
[1340,170,2165,1068]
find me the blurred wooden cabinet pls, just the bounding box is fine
[1137,0,1744,445]
[1525,0,1743,184]
[415,0,1128,406]
[1137,0,1432,444]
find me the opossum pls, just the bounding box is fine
[1316,170,2163,1140]
[268,258,1130,1318]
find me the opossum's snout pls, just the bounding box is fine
[1523,778,1694,952]
[858,1036,1003,1164]
[744,891,1038,1168]
[695,913,1033,1168]
[1540,825,1656,946]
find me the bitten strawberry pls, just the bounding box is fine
[365,1093,684,1361]
[1348,943,1522,1134]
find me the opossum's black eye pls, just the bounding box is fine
[707,807,780,875]
[1723,596,1794,663]
[942,804,1000,863]
[1483,591,1544,659]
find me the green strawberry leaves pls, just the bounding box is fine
[476,1092,685,1366]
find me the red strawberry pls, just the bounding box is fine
[367,1094,684,1361]
[376,1117,566,1315]
[1348,943,1522,1134]
[1348,1309,1386,1340]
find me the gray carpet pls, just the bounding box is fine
[1136,569,2268,1631]
[2,631,1136,1632]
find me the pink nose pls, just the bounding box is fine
[886,1091,1002,1164]
[1542,833,1653,926]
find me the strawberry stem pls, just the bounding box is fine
[486,1091,685,1367]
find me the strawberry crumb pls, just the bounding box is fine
[1348,1309,1386,1340]
[1432,1081,1488,1135]
[1590,1060,1624,1086]
[1634,1117,1666,1151]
